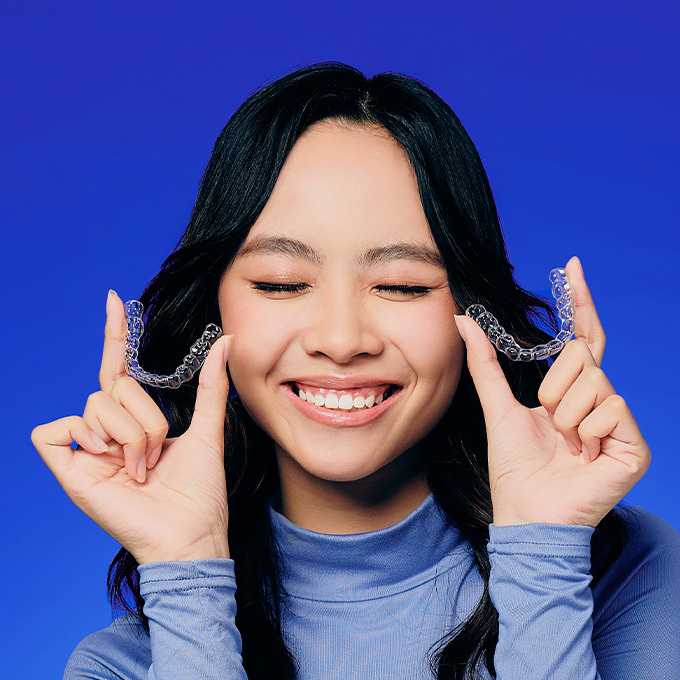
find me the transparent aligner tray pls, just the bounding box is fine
[124,300,223,388]
[465,268,575,361]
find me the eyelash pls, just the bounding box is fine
[251,282,309,293]
[251,282,431,296]
[375,285,431,296]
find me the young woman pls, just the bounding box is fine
[32,63,680,680]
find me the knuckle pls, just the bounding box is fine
[605,393,627,413]
[566,338,596,364]
[147,405,170,439]
[65,415,83,428]
[85,390,107,409]
[127,430,148,451]
[552,411,574,432]
[150,420,169,441]
[626,455,649,479]
[565,338,587,355]
[576,423,591,440]
[537,385,557,410]
[30,424,45,445]
[110,375,139,398]
[581,365,604,384]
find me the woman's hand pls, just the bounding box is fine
[31,291,233,563]
[454,257,650,527]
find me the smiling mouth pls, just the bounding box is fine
[288,383,401,412]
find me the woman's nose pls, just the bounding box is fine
[300,291,384,363]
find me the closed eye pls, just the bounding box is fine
[375,285,431,297]
[251,282,310,294]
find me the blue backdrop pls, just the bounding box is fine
[2,1,678,677]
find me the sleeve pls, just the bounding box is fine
[487,515,680,680]
[487,523,601,679]
[63,559,248,680]
[590,508,680,679]
[138,559,248,680]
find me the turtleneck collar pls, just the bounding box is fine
[269,493,468,602]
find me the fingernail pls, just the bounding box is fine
[223,334,233,364]
[453,316,467,341]
[89,431,109,453]
[136,457,147,483]
[106,289,118,315]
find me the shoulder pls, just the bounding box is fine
[64,614,151,680]
[616,505,680,565]
[592,506,680,619]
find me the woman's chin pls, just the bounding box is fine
[274,441,423,490]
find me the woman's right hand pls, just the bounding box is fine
[31,291,233,564]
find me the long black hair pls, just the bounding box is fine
[107,62,628,679]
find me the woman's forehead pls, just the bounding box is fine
[242,122,435,254]
[279,120,412,186]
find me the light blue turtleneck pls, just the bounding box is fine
[64,494,680,679]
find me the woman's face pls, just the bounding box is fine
[218,121,463,501]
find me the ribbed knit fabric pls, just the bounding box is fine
[64,496,680,679]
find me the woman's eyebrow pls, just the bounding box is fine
[237,236,324,263]
[359,243,445,268]
[236,235,444,268]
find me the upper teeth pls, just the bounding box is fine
[296,386,386,410]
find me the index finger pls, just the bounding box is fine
[99,290,128,393]
[565,256,606,366]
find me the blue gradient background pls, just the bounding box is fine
[2,2,678,677]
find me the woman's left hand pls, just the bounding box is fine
[454,256,650,527]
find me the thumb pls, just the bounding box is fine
[454,315,517,423]
[187,334,233,447]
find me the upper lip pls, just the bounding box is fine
[285,375,403,389]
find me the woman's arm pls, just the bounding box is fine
[487,510,680,680]
[139,560,247,680]
[32,292,241,678]
[488,523,601,679]
[454,256,666,676]
[63,560,248,680]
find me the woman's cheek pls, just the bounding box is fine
[384,298,463,399]
[384,296,461,354]
[222,300,295,389]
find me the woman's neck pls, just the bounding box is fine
[276,446,430,534]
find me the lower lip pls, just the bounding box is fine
[281,384,401,427]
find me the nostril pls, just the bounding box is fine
[301,327,385,362]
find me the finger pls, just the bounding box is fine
[578,395,650,477]
[31,416,109,477]
[537,339,598,449]
[99,290,128,394]
[565,256,606,366]
[187,335,232,448]
[454,316,517,424]
[551,365,617,457]
[109,376,169,470]
[82,391,150,483]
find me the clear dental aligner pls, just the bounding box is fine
[124,300,223,388]
[465,268,575,361]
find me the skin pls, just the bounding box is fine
[218,121,463,533]
[31,121,651,565]
[456,258,651,527]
